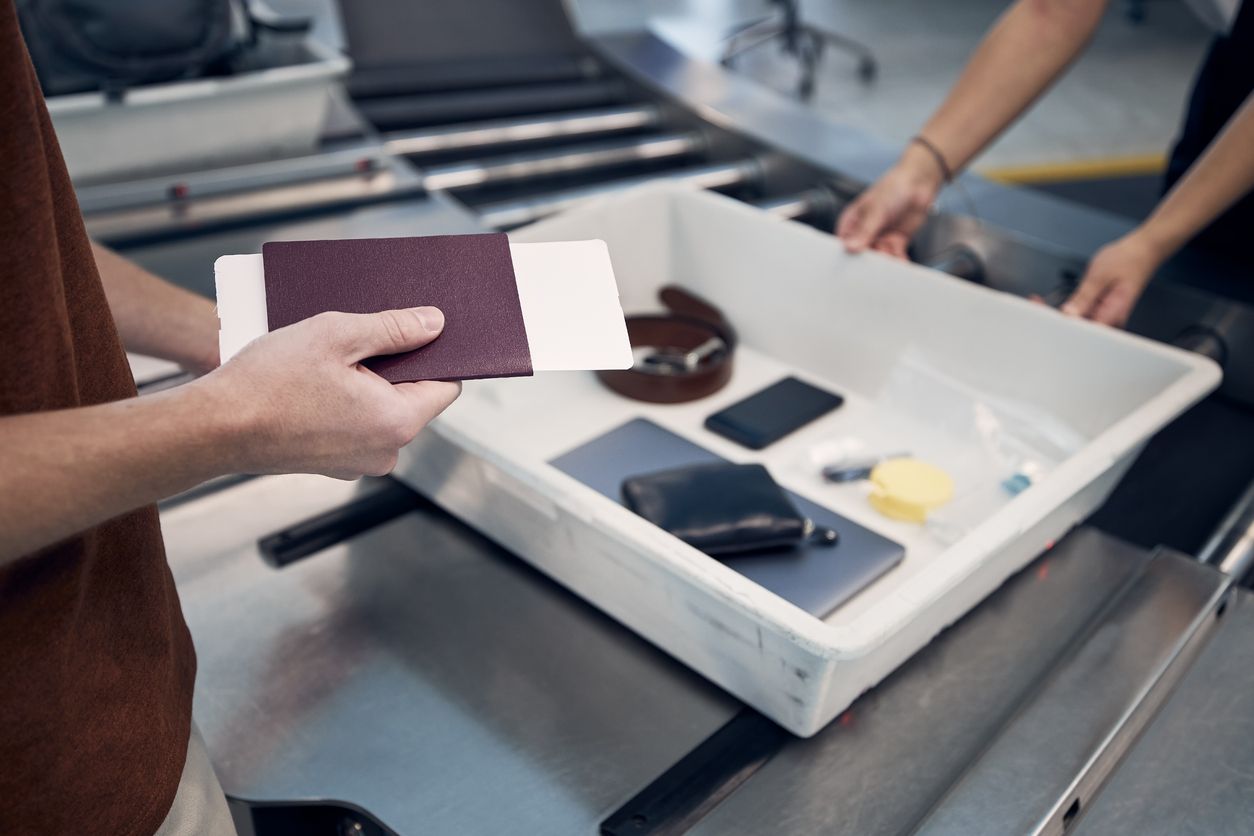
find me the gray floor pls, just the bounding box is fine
[575,0,1213,174]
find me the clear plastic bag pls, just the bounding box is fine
[879,348,1086,540]
[803,348,1087,546]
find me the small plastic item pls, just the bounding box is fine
[868,459,955,523]
[822,451,911,483]
[1002,472,1033,496]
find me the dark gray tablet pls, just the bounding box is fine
[549,418,904,619]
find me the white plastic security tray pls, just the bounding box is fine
[395,183,1220,736]
[47,40,349,184]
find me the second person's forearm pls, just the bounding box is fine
[1134,93,1254,261]
[917,0,1109,173]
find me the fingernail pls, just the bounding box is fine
[415,306,444,332]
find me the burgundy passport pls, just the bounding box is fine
[262,234,533,382]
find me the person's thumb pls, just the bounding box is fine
[1090,279,1141,328]
[835,202,863,241]
[842,203,888,254]
[333,307,446,361]
[1060,273,1108,319]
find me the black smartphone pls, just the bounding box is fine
[704,377,844,450]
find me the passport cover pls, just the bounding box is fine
[262,233,533,382]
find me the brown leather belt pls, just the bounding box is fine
[597,286,737,404]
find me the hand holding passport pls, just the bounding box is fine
[205,303,462,479]
[215,232,633,382]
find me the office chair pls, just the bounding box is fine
[721,0,877,100]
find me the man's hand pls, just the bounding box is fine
[0,304,460,561]
[836,143,944,257]
[200,306,461,480]
[1061,233,1163,328]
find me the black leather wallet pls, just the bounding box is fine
[621,463,838,557]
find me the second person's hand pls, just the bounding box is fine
[836,142,947,257]
[1060,232,1164,328]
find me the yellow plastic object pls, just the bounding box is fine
[868,458,954,523]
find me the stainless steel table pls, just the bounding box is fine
[161,470,1254,835]
[162,475,738,835]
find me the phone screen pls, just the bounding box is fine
[704,377,844,450]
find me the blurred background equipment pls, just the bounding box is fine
[19,0,247,96]
[21,0,344,182]
[721,0,877,98]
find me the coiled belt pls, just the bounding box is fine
[597,286,737,404]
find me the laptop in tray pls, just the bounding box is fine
[550,417,904,619]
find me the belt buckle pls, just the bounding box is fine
[635,336,728,376]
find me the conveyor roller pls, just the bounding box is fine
[421,131,704,192]
[356,79,632,130]
[383,105,662,158]
[477,159,760,229]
